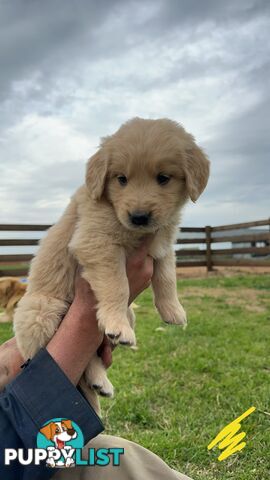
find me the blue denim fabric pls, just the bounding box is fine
[0,348,104,479]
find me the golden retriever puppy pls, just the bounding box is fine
[0,277,27,323]
[14,118,210,413]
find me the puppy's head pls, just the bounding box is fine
[86,118,210,232]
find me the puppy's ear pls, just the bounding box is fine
[1,280,14,300]
[184,145,210,202]
[0,281,9,306]
[85,150,109,200]
[62,419,73,430]
[40,423,53,440]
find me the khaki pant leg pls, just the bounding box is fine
[55,434,193,480]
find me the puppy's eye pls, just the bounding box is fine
[157,174,171,185]
[117,175,128,186]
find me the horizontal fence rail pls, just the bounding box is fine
[0,224,50,276]
[211,219,270,232]
[175,218,270,270]
[0,224,51,231]
[0,218,269,276]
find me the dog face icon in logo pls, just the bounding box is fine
[37,418,83,468]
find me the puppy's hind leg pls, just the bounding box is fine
[84,354,114,398]
[84,307,135,398]
[14,294,68,359]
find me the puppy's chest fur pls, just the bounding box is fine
[73,186,179,260]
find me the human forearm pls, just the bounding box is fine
[46,302,102,386]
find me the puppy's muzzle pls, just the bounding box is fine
[129,211,152,226]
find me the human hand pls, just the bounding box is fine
[0,337,24,391]
[127,236,154,304]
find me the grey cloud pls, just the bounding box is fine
[0,0,269,226]
[0,159,86,223]
[150,0,270,31]
[2,0,266,103]
[0,0,123,99]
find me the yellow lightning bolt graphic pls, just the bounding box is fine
[208,406,256,461]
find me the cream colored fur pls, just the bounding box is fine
[0,277,26,323]
[13,118,210,414]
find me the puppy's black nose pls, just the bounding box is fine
[129,211,151,226]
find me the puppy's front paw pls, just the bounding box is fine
[106,321,136,346]
[156,300,187,327]
[98,312,136,346]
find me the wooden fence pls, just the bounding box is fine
[0,219,269,276]
[176,219,270,270]
[0,224,50,277]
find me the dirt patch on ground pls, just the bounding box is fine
[182,286,268,313]
[176,266,270,279]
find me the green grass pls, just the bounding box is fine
[0,322,13,342]
[0,263,29,271]
[0,274,269,479]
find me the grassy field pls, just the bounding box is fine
[0,274,269,479]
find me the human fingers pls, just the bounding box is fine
[0,337,23,390]
[97,336,113,369]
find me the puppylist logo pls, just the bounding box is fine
[37,418,83,468]
[5,418,124,468]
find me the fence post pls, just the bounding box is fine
[205,226,212,272]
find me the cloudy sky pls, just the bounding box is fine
[0,0,269,228]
